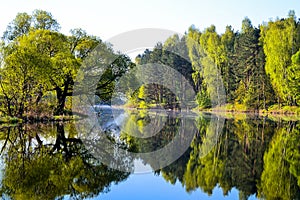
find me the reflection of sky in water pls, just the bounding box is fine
[133,158,152,173]
[92,173,257,200]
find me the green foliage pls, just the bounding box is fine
[0,116,21,124]
[184,12,300,110]
[287,50,300,105]
[196,87,211,109]
[1,10,300,118]
[186,25,226,108]
[3,9,60,42]
[0,11,133,118]
[261,12,300,106]
[233,18,275,109]
[2,10,300,117]
[96,54,134,103]
[133,36,194,110]
[221,26,236,102]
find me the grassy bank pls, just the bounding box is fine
[0,114,83,125]
[124,101,300,117]
[200,103,300,116]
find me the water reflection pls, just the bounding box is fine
[117,110,224,172]
[157,116,300,200]
[0,110,300,200]
[0,123,129,199]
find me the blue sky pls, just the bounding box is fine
[0,0,299,58]
[1,0,299,40]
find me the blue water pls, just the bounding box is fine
[91,173,256,200]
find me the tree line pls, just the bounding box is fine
[0,10,299,119]
[133,10,300,111]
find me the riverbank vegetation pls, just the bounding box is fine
[0,10,133,121]
[131,11,300,114]
[0,10,299,121]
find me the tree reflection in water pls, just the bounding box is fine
[0,111,300,200]
[132,113,300,200]
[0,123,130,200]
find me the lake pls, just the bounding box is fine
[0,108,299,200]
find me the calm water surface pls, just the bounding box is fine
[0,108,299,200]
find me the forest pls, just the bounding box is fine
[0,10,300,121]
[133,10,300,114]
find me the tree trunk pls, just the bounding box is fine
[54,87,67,116]
[54,76,72,116]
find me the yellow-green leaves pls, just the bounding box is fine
[261,14,299,105]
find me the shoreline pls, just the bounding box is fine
[0,114,84,125]
[1,104,299,125]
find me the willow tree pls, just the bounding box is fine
[1,11,120,116]
[1,30,80,116]
[0,39,49,117]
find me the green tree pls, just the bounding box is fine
[1,29,80,116]
[31,9,60,31]
[3,9,60,42]
[0,35,50,117]
[2,12,32,41]
[221,26,236,102]
[186,25,226,108]
[1,11,128,116]
[233,18,271,109]
[133,35,194,110]
[287,50,300,105]
[96,54,134,103]
[260,11,299,106]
